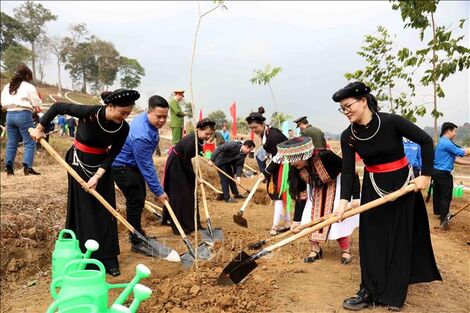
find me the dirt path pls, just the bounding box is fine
[1,161,469,312]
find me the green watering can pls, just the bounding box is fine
[452,185,464,198]
[50,260,151,313]
[109,284,152,313]
[52,229,99,281]
[46,295,98,313]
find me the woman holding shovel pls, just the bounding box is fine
[333,82,441,311]
[162,118,215,234]
[30,89,139,276]
[274,137,360,264]
[246,107,289,236]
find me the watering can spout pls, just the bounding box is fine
[113,264,151,306]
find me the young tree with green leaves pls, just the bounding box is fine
[90,37,120,92]
[344,25,425,122]
[1,45,33,79]
[118,56,145,89]
[392,0,470,141]
[0,12,24,53]
[250,64,282,111]
[13,1,57,79]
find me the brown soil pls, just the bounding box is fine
[1,139,469,313]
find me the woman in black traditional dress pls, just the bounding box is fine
[246,107,289,236]
[162,118,215,234]
[332,82,441,311]
[31,89,139,276]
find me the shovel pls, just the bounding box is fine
[233,176,264,228]
[218,183,416,285]
[198,156,251,193]
[197,168,224,243]
[247,206,353,250]
[163,200,212,268]
[31,129,181,263]
[440,201,470,229]
[144,202,163,222]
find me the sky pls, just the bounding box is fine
[1,1,469,134]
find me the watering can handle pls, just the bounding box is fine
[58,229,76,240]
[63,258,105,275]
[46,294,98,313]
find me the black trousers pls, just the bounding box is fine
[218,162,240,200]
[432,169,453,222]
[112,166,146,243]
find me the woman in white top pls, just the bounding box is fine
[1,64,42,175]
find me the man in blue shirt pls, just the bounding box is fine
[403,139,422,177]
[113,95,169,256]
[432,122,470,229]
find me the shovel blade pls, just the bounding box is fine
[200,228,224,244]
[217,250,258,285]
[247,239,265,250]
[138,237,181,262]
[233,214,248,228]
[196,242,212,260]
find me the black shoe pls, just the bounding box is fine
[129,231,157,244]
[343,289,373,311]
[24,166,40,175]
[216,194,225,201]
[234,194,246,199]
[304,248,323,263]
[5,165,14,176]
[106,267,121,277]
[224,198,236,203]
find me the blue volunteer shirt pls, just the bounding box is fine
[403,140,422,170]
[113,112,164,196]
[433,136,465,172]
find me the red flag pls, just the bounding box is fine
[229,101,237,137]
[199,108,203,121]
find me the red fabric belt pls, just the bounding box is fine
[365,156,409,173]
[74,139,108,155]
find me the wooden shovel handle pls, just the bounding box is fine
[265,184,417,253]
[115,184,163,213]
[243,163,258,173]
[30,129,138,234]
[198,156,250,193]
[197,167,211,219]
[451,201,470,218]
[163,200,188,240]
[239,176,264,213]
[200,178,223,194]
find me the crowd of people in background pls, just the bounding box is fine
[2,63,470,312]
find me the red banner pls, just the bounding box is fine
[199,108,203,121]
[229,101,237,137]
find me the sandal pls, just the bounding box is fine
[269,227,280,236]
[341,249,352,265]
[304,248,322,263]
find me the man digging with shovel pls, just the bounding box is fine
[112,95,170,257]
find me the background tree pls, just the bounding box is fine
[13,0,57,79]
[118,56,145,89]
[270,111,291,129]
[90,37,120,92]
[49,36,67,96]
[235,117,249,134]
[392,0,470,141]
[207,109,227,129]
[35,35,50,83]
[1,45,33,79]
[62,24,95,93]
[250,64,282,111]
[344,25,425,122]
[0,12,24,53]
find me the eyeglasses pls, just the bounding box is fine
[338,100,359,114]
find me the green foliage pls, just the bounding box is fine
[270,112,292,128]
[1,44,33,79]
[119,56,145,89]
[0,12,24,52]
[90,37,120,92]
[184,102,193,118]
[250,64,282,86]
[344,25,425,122]
[392,0,470,140]
[63,40,96,93]
[13,0,57,77]
[208,110,227,128]
[235,117,249,134]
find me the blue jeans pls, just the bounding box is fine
[5,110,36,168]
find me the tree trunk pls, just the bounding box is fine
[389,86,394,113]
[268,82,278,111]
[57,57,62,96]
[31,40,37,80]
[81,69,87,94]
[431,12,438,143]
